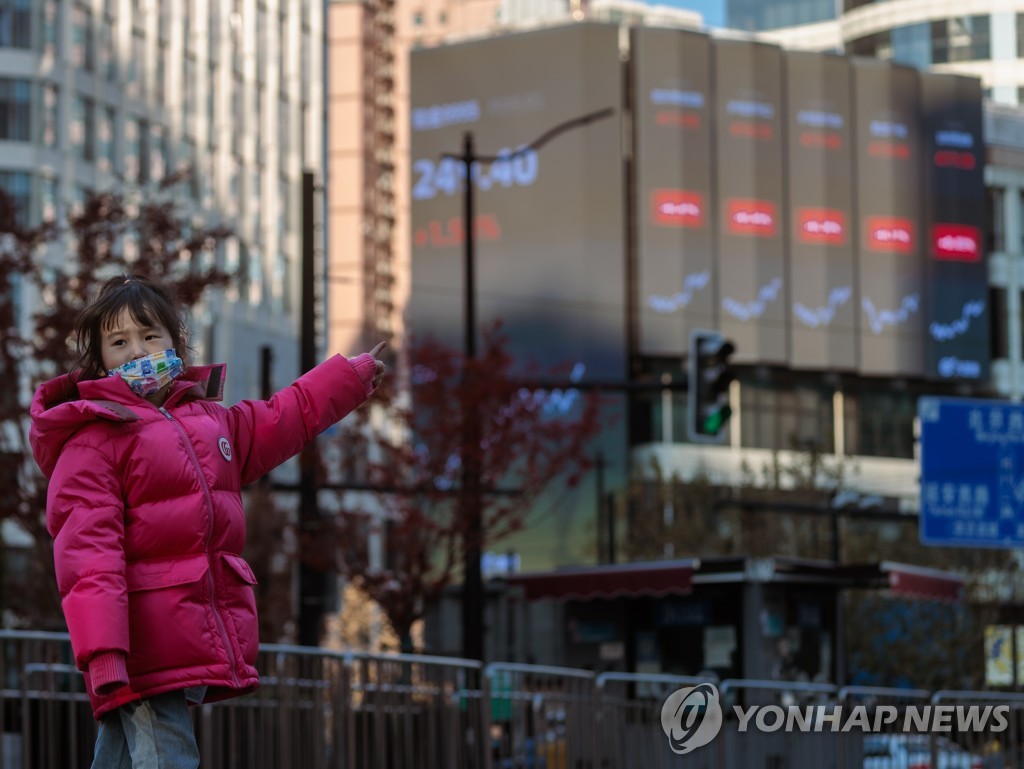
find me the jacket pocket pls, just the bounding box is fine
[124,554,216,677]
[126,554,210,592]
[222,554,258,585]
[220,554,259,665]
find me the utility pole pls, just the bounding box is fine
[459,131,484,662]
[298,169,323,646]
[444,107,615,662]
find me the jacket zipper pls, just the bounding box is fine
[159,406,241,686]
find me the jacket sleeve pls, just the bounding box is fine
[229,354,370,486]
[46,442,129,673]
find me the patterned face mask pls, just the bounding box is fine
[108,349,184,397]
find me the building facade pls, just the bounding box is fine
[1,0,326,402]
[723,1,1024,110]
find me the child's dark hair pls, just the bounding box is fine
[74,274,191,380]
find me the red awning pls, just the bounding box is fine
[881,561,963,602]
[506,559,698,602]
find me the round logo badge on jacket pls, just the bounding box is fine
[218,436,233,462]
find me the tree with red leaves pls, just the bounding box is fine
[0,180,232,627]
[326,324,607,653]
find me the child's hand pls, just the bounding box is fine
[369,341,386,389]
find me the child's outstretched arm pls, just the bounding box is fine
[47,444,130,695]
[228,344,386,485]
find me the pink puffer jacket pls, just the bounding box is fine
[29,354,373,719]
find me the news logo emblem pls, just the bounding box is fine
[660,683,724,754]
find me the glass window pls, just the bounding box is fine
[182,0,192,50]
[41,83,58,147]
[990,287,1010,360]
[255,87,265,156]
[278,11,287,90]
[741,377,834,452]
[934,15,990,63]
[97,107,114,172]
[0,79,30,141]
[987,188,1005,253]
[730,0,835,31]
[232,0,243,74]
[301,32,310,92]
[156,46,167,106]
[207,67,217,150]
[845,389,915,459]
[273,252,290,313]
[0,171,31,225]
[278,97,289,158]
[228,155,241,215]
[124,118,141,183]
[232,76,243,154]
[72,4,94,71]
[0,0,30,49]
[257,9,267,85]
[209,1,222,64]
[98,15,116,80]
[277,175,289,235]
[892,22,931,69]
[40,174,58,222]
[180,137,198,199]
[70,97,95,162]
[183,56,196,133]
[158,0,169,40]
[150,124,166,183]
[42,0,59,57]
[252,168,262,234]
[1018,189,1024,254]
[127,29,146,99]
[138,120,150,183]
[248,246,263,305]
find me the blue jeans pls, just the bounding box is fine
[91,690,200,769]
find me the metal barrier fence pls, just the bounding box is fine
[6,630,1024,769]
[485,662,597,769]
[596,671,717,769]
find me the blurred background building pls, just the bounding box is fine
[0,0,328,402]
[324,0,1024,567]
[6,0,1024,671]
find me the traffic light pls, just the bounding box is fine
[688,330,736,443]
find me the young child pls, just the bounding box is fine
[29,274,385,768]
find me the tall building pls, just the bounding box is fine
[722,1,1024,108]
[3,0,326,402]
[328,1,1024,561]
[726,0,834,32]
[325,0,704,362]
[326,0,506,362]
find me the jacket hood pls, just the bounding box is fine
[30,364,226,479]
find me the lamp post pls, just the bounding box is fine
[444,107,614,661]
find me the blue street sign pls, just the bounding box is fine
[919,396,1024,548]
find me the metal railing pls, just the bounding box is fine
[4,630,1024,769]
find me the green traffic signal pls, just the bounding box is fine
[688,330,736,444]
[702,404,732,436]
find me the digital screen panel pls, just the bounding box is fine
[633,27,715,356]
[921,74,989,381]
[852,60,925,377]
[713,40,787,364]
[409,23,625,380]
[785,52,857,370]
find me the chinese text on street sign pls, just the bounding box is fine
[919,396,1024,547]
